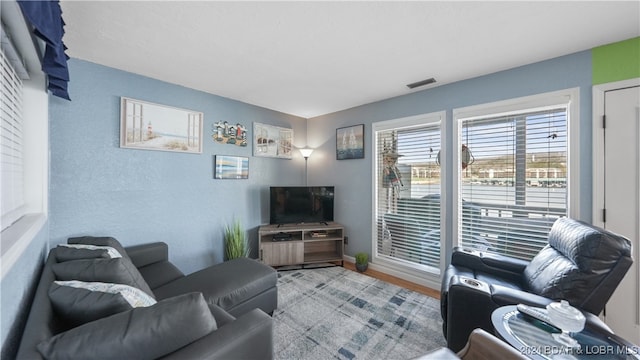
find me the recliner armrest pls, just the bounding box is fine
[159,308,273,360]
[489,284,553,308]
[125,242,169,268]
[451,247,529,278]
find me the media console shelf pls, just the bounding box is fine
[258,222,344,268]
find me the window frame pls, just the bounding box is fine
[1,47,25,228]
[1,0,49,279]
[452,88,580,249]
[370,111,445,288]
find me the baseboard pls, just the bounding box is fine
[343,255,441,291]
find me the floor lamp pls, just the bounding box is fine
[299,148,314,185]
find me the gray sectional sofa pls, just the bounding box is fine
[16,236,278,359]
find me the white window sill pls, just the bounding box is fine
[1,213,47,279]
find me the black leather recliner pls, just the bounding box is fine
[440,217,633,352]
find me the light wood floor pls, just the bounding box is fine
[343,261,441,300]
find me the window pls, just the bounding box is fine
[373,113,443,272]
[1,38,25,230]
[454,89,579,260]
[1,3,49,279]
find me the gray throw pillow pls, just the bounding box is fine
[49,281,156,327]
[37,293,217,360]
[55,244,122,262]
[51,257,155,298]
[67,236,130,260]
[54,247,110,262]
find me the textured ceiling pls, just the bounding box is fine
[60,1,640,118]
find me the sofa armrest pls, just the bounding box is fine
[138,261,185,290]
[125,242,169,268]
[457,329,527,360]
[207,303,236,327]
[16,253,60,360]
[451,247,529,279]
[159,308,273,360]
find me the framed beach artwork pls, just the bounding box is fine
[336,124,364,160]
[214,155,249,179]
[253,122,293,159]
[120,97,203,154]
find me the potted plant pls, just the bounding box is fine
[224,219,249,260]
[355,252,368,272]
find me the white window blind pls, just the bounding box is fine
[375,122,441,269]
[1,48,24,230]
[459,107,567,260]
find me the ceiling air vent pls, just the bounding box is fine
[406,77,436,89]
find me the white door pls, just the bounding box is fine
[594,80,640,344]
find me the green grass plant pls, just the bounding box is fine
[355,252,368,265]
[224,219,249,260]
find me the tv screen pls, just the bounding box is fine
[270,186,334,225]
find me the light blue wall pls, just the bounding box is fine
[0,48,596,357]
[0,222,48,359]
[307,51,593,259]
[49,59,307,274]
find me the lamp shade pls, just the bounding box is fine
[299,148,314,158]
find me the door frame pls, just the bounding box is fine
[592,78,640,336]
[592,78,640,227]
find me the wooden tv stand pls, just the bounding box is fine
[258,222,344,268]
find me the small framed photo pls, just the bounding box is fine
[336,124,364,160]
[214,155,249,179]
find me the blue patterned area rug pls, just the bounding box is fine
[273,266,447,360]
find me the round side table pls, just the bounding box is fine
[491,305,639,360]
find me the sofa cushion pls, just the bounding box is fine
[37,292,216,360]
[68,236,131,260]
[55,244,122,262]
[49,280,156,327]
[51,258,155,298]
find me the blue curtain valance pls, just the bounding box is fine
[17,0,70,100]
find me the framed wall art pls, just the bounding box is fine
[120,97,203,154]
[336,124,364,160]
[212,121,248,147]
[253,122,293,159]
[214,155,249,179]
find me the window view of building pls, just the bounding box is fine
[375,117,442,271]
[374,94,573,276]
[459,107,568,260]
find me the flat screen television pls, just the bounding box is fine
[270,186,334,225]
